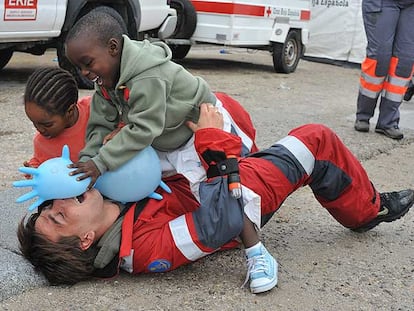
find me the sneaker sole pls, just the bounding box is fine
[355,126,369,133]
[374,128,403,140]
[250,276,278,294]
[352,199,414,233]
[354,122,369,132]
[250,261,278,294]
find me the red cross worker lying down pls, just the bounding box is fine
[18,103,414,294]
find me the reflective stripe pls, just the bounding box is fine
[360,57,385,96]
[359,86,380,99]
[387,75,409,87]
[383,89,404,102]
[383,75,409,101]
[361,72,384,85]
[216,99,254,151]
[276,136,315,176]
[169,215,211,261]
[385,56,411,97]
[360,73,384,95]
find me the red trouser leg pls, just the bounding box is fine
[288,124,380,228]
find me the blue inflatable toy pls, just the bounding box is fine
[13,145,171,211]
[94,146,171,202]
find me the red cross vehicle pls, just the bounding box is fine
[0,0,178,89]
[0,0,311,87]
[168,0,311,73]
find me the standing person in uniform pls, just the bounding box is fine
[354,0,414,139]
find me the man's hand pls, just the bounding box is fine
[68,160,101,189]
[187,103,224,133]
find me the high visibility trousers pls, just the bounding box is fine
[356,0,414,128]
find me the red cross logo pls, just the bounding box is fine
[266,6,272,17]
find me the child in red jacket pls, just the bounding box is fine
[23,67,90,173]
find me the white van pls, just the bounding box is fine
[167,0,311,73]
[0,0,177,88]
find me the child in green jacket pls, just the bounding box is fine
[65,8,224,189]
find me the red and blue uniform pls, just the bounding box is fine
[98,124,380,276]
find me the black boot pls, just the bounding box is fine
[351,189,414,233]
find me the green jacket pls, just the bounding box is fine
[79,36,216,173]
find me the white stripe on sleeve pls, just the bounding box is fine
[276,136,315,176]
[169,215,211,261]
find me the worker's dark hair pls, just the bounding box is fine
[66,7,125,47]
[24,67,78,116]
[17,213,98,285]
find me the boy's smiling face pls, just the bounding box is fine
[65,34,121,89]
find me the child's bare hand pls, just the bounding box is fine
[187,103,223,132]
[69,160,101,189]
[22,161,34,179]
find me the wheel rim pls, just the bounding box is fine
[284,39,298,67]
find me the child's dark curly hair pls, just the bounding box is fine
[66,7,124,48]
[24,67,78,116]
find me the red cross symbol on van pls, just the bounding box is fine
[266,7,272,17]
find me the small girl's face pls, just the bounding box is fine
[25,101,73,139]
[65,34,121,89]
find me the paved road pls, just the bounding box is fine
[0,46,413,310]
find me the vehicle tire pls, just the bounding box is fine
[170,45,192,59]
[56,6,128,89]
[272,30,302,74]
[169,0,197,59]
[0,49,13,70]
